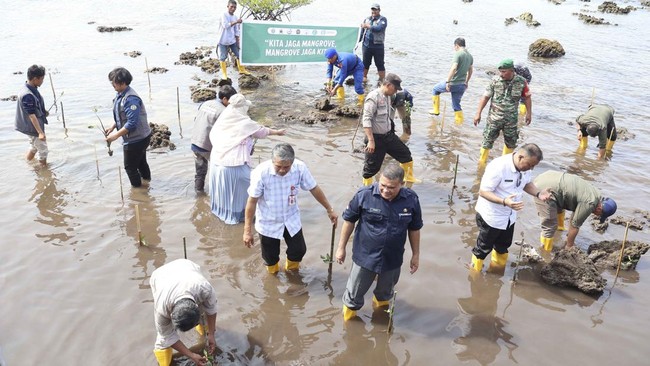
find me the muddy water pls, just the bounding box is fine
[1,0,649,365]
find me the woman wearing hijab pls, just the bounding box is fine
[208,94,285,224]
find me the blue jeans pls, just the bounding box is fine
[432,81,467,111]
[218,43,240,61]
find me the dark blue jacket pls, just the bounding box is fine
[343,184,423,273]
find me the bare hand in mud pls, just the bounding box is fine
[189,352,207,366]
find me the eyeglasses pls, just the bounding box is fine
[516,171,522,187]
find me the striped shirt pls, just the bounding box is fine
[248,159,317,239]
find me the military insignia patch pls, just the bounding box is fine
[130,105,138,111]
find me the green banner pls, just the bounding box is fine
[241,21,360,65]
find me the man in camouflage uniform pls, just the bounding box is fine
[473,59,532,164]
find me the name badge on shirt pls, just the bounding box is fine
[368,208,382,214]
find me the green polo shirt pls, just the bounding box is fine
[534,171,601,228]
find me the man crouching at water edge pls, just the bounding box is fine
[336,164,422,321]
[105,67,153,188]
[151,259,218,366]
[243,143,338,274]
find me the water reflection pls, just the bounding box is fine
[447,274,518,366]
[126,191,166,290]
[332,315,400,366]
[29,169,75,246]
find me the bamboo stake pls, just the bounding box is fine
[440,102,447,133]
[48,73,57,112]
[60,101,66,129]
[351,112,363,152]
[135,204,143,246]
[118,167,124,205]
[387,291,398,334]
[145,57,152,97]
[177,87,183,138]
[94,145,100,179]
[614,221,631,280]
[452,154,459,189]
[183,237,187,259]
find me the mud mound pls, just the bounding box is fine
[588,240,650,270]
[146,67,168,74]
[97,26,132,32]
[1,95,18,101]
[277,110,338,125]
[149,123,176,150]
[616,126,634,140]
[190,88,216,103]
[540,247,606,294]
[598,1,635,14]
[334,105,361,118]
[519,12,541,26]
[529,39,565,58]
[175,47,213,66]
[574,13,612,25]
[315,97,335,111]
[198,58,220,74]
[124,51,142,58]
[590,216,608,232]
[238,74,260,89]
[610,216,644,230]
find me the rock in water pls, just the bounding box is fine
[238,74,260,89]
[588,240,650,270]
[540,247,606,294]
[529,39,566,58]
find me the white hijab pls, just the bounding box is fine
[209,94,263,161]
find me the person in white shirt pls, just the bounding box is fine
[216,0,251,79]
[150,259,218,366]
[243,143,338,274]
[471,143,550,273]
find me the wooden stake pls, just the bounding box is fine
[145,57,152,97]
[387,291,398,334]
[60,101,66,129]
[48,73,57,112]
[177,87,182,137]
[440,102,447,133]
[118,166,124,205]
[614,221,631,280]
[94,145,100,179]
[328,224,335,274]
[183,237,187,259]
[452,154,459,188]
[135,204,142,246]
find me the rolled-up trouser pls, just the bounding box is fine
[482,119,518,149]
[28,135,49,161]
[363,132,412,178]
[342,262,401,311]
[123,134,152,187]
[472,213,515,260]
[218,43,240,61]
[534,197,561,238]
[260,228,306,266]
[432,81,467,111]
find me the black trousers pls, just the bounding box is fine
[472,213,515,260]
[123,134,152,187]
[363,132,412,178]
[260,228,307,266]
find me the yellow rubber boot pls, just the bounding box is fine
[362,177,374,186]
[236,59,251,75]
[343,305,357,321]
[336,87,345,100]
[195,324,205,336]
[454,110,464,125]
[470,254,484,272]
[400,161,422,183]
[490,251,509,267]
[219,61,228,80]
[430,95,440,115]
[153,348,172,366]
[479,148,490,165]
[356,94,365,107]
[579,136,588,149]
[557,210,567,231]
[540,235,554,251]
[502,146,514,155]
[285,259,300,271]
[266,262,279,274]
[519,103,527,115]
[372,295,390,308]
[606,139,615,151]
